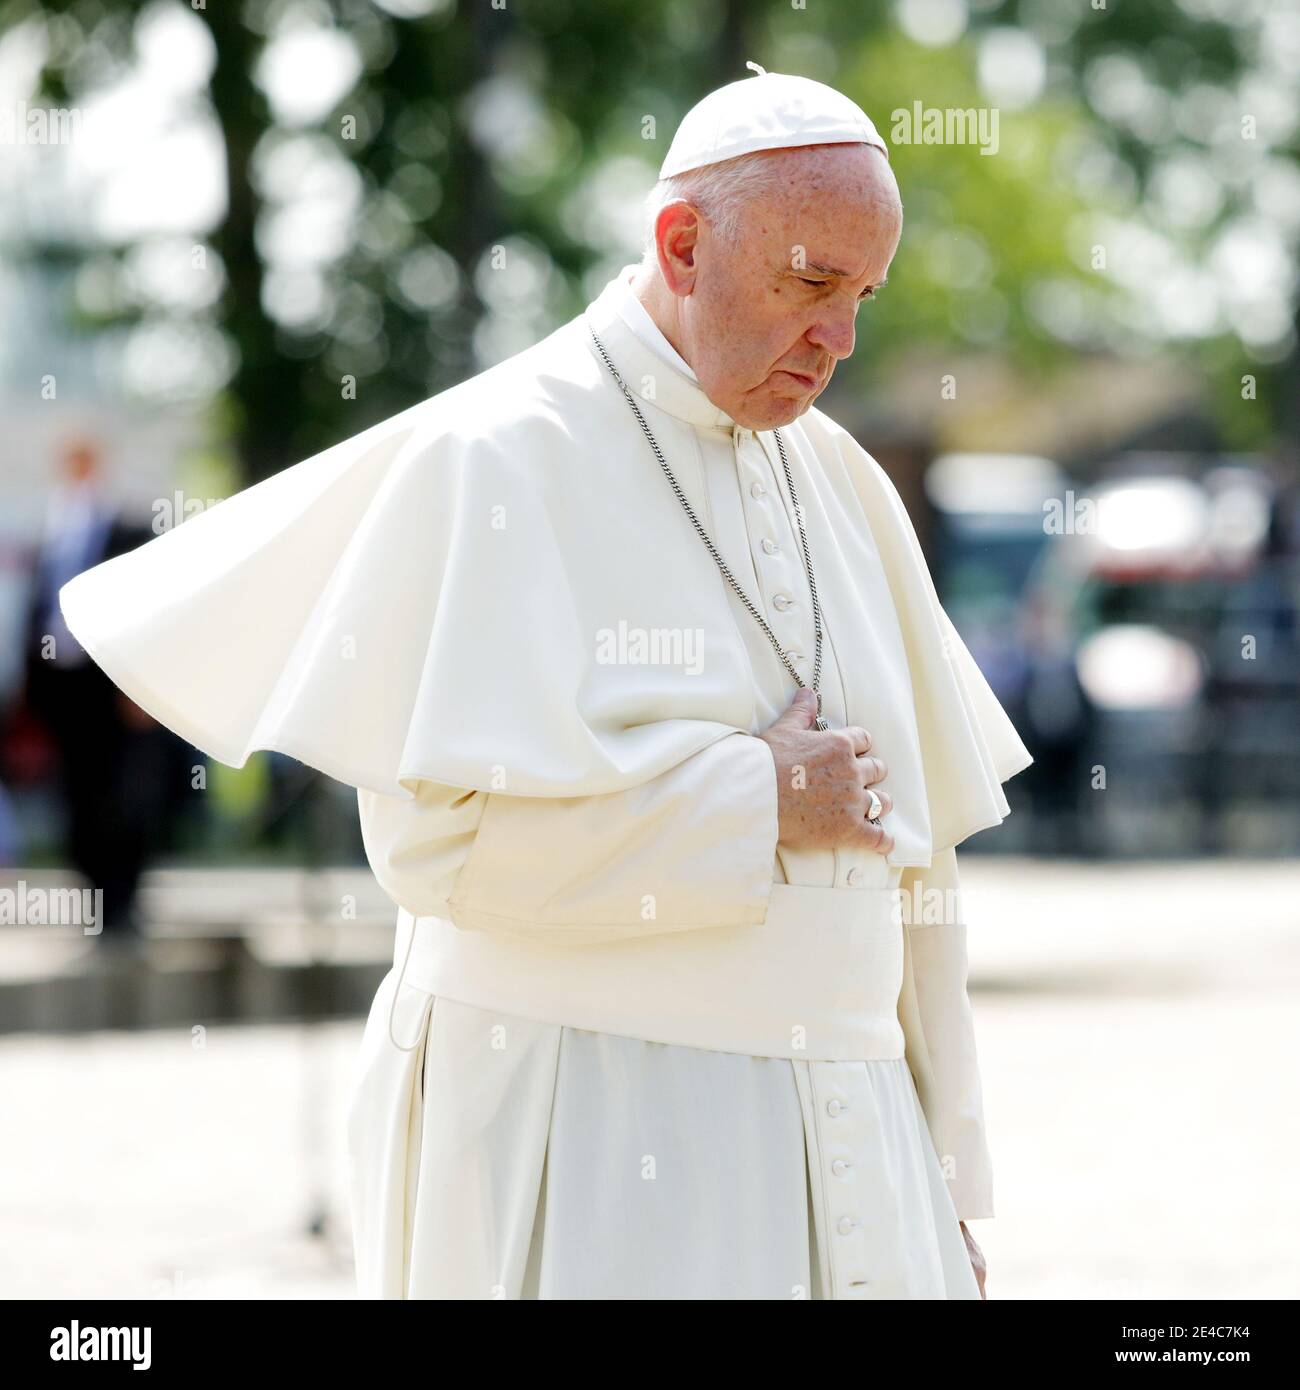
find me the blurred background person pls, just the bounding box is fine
[19,435,190,939]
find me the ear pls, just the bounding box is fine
[655,200,701,297]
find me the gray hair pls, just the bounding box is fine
[639,149,794,261]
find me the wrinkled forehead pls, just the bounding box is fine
[756,163,902,256]
[752,146,900,227]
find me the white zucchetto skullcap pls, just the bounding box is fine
[658,61,890,180]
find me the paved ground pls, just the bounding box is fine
[1,858,1297,1300]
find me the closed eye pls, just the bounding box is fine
[798,277,877,300]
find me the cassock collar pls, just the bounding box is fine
[609,264,698,381]
[583,266,738,434]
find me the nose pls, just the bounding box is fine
[806,302,857,362]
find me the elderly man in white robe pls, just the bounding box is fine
[59,66,1031,1301]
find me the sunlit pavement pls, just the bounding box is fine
[1,858,1296,1300]
[963,858,1300,1301]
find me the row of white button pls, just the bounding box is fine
[823,1090,868,1287]
[737,433,809,670]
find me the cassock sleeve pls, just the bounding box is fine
[895,845,995,1221]
[358,731,780,942]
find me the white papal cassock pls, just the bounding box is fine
[58,264,1031,1301]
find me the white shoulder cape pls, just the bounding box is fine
[59,312,1030,857]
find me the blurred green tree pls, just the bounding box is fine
[10,0,1289,480]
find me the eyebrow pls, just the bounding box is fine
[801,261,887,288]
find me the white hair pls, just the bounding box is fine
[639,149,795,262]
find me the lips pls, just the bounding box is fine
[781,369,819,390]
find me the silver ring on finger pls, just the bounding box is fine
[866,788,883,824]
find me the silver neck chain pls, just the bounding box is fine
[587,321,829,731]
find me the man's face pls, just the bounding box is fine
[666,144,903,431]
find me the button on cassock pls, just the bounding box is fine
[750,480,767,499]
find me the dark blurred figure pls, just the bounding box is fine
[0,778,19,865]
[21,437,195,938]
[1017,590,1095,854]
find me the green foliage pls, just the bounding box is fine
[13,0,1292,470]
